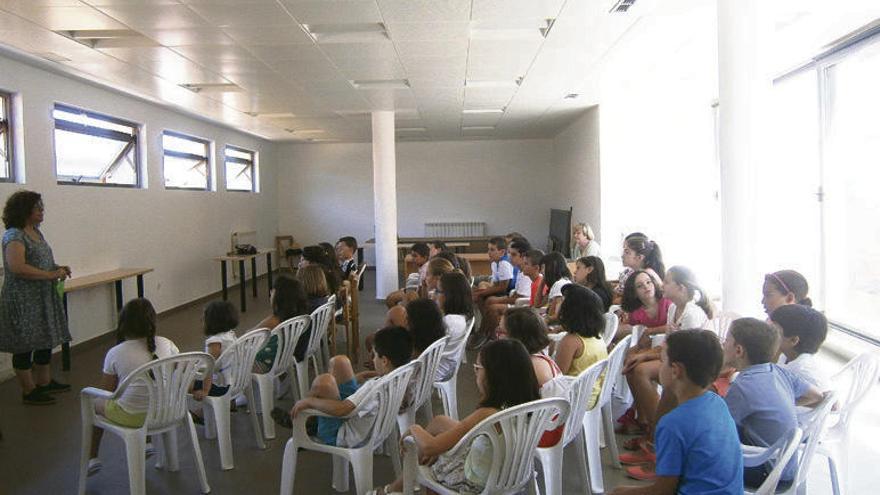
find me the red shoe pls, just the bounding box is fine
[626,463,657,481]
[619,449,656,465]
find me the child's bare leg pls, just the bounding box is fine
[328,355,356,386]
[307,374,341,400]
[90,400,107,458]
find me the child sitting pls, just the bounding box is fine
[86,298,180,476]
[471,237,516,345]
[574,256,614,312]
[335,236,358,279]
[540,251,572,324]
[297,264,331,313]
[482,238,533,337]
[522,249,545,307]
[385,243,431,308]
[722,317,824,489]
[369,339,542,495]
[289,326,413,448]
[762,270,811,317]
[611,330,743,495]
[253,276,309,373]
[554,285,608,403]
[192,301,238,401]
[770,304,830,391]
[435,271,474,381]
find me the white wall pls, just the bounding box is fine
[0,53,278,377]
[276,139,558,257]
[552,106,601,248]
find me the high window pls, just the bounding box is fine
[0,92,13,181]
[162,131,211,190]
[224,145,256,192]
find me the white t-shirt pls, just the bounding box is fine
[784,353,831,392]
[666,301,709,332]
[547,277,572,300]
[103,336,180,413]
[491,258,514,283]
[205,330,237,356]
[513,271,532,298]
[337,377,381,447]
[437,315,468,381]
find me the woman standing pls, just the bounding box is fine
[0,191,71,405]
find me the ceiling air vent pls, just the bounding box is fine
[609,0,637,13]
[55,29,158,49]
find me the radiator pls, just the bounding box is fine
[425,222,486,238]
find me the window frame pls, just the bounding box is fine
[52,103,142,188]
[223,144,257,193]
[0,91,14,182]
[161,129,212,191]
[774,24,880,347]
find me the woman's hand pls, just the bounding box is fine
[53,268,69,280]
[59,265,72,278]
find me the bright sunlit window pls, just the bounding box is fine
[0,92,13,181]
[224,145,256,192]
[53,104,140,187]
[162,131,211,190]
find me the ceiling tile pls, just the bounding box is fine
[402,57,466,84]
[222,25,312,45]
[376,0,471,23]
[273,59,344,81]
[171,44,256,63]
[471,0,565,21]
[282,0,383,25]
[334,57,405,80]
[394,39,467,60]
[84,0,183,5]
[319,41,397,61]
[2,5,128,30]
[139,27,236,46]
[245,43,325,63]
[96,5,210,29]
[385,21,469,41]
[187,2,294,28]
[461,112,503,126]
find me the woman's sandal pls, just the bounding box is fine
[367,485,402,495]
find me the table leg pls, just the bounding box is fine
[62,293,70,371]
[266,253,273,292]
[136,275,145,298]
[239,259,247,312]
[221,261,228,301]
[251,257,258,298]
[357,247,364,267]
[115,280,123,313]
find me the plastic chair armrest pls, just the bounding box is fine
[741,444,774,467]
[81,386,115,401]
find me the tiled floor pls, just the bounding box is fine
[0,271,876,494]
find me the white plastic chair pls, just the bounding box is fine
[818,353,880,495]
[536,359,608,495]
[433,318,474,420]
[743,428,804,495]
[389,337,449,474]
[602,312,619,344]
[280,361,418,495]
[711,310,739,342]
[600,334,633,475]
[252,315,311,439]
[319,295,337,370]
[78,352,213,495]
[746,391,837,495]
[295,299,335,399]
[200,327,269,470]
[401,398,570,495]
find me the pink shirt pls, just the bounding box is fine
[629,297,673,328]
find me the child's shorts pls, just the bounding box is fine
[316,378,360,446]
[193,380,230,397]
[104,399,147,428]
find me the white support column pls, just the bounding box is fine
[717,0,767,314]
[372,111,399,299]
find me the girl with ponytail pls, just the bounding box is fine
[616,233,666,295]
[85,298,180,476]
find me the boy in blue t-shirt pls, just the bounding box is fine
[611,329,742,495]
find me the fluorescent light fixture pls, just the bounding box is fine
[36,52,71,63]
[179,83,243,93]
[397,127,427,132]
[462,108,504,115]
[56,29,158,48]
[256,112,297,118]
[304,23,388,43]
[350,79,410,90]
[285,128,325,134]
[462,126,495,131]
[465,79,520,88]
[609,0,638,13]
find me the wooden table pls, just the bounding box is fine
[213,248,273,313]
[404,252,492,277]
[61,267,153,370]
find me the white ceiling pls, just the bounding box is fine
[0,0,646,141]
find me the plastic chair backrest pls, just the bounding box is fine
[602,312,619,344]
[445,398,569,494]
[793,391,837,487]
[598,335,632,406]
[216,328,270,396]
[831,353,879,430]
[355,263,367,281]
[712,311,739,342]
[113,352,214,431]
[269,315,312,376]
[745,427,804,495]
[561,358,608,446]
[445,317,474,369]
[363,361,418,449]
[306,297,336,358]
[409,337,449,411]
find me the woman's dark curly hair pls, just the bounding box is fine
[3,190,42,229]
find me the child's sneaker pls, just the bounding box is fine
[22,389,56,405]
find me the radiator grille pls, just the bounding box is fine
[425,222,486,238]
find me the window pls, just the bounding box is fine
[0,92,12,181]
[53,104,140,187]
[162,131,211,190]
[224,145,256,192]
[771,28,880,344]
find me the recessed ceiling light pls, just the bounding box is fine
[304,23,388,43]
[256,112,297,118]
[350,79,410,90]
[288,129,325,134]
[462,108,504,114]
[55,29,158,49]
[470,19,555,40]
[465,79,520,88]
[179,83,243,93]
[36,52,71,63]
[462,126,495,131]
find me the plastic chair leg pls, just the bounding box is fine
[294,361,310,403]
[254,375,276,440]
[153,432,166,470]
[537,444,562,495]
[584,412,605,494]
[602,403,622,469]
[186,414,211,494]
[349,447,374,495]
[209,398,234,470]
[388,432,402,476]
[164,427,180,472]
[77,398,94,495]
[280,438,298,495]
[440,380,459,421]
[332,455,350,492]
[245,387,267,450]
[570,430,592,494]
[124,430,148,495]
